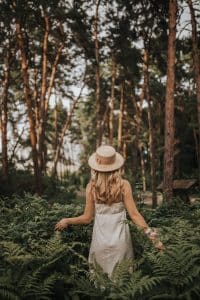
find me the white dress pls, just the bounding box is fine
[88,201,134,277]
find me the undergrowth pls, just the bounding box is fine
[0,194,199,299]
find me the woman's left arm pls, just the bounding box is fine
[123,180,165,251]
[55,182,94,230]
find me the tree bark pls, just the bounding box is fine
[15,18,42,194]
[118,84,124,152]
[187,0,200,187]
[33,67,40,143]
[131,88,140,184]
[37,11,63,176]
[123,142,127,160]
[52,82,85,176]
[54,99,58,155]
[94,0,102,147]
[193,128,198,163]
[10,127,25,164]
[46,44,64,106]
[139,144,147,193]
[1,46,11,180]
[131,74,146,192]
[109,53,116,145]
[38,12,49,174]
[52,102,76,176]
[163,0,177,202]
[143,48,157,207]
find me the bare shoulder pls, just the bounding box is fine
[86,181,93,196]
[121,179,132,190]
[121,179,134,202]
[86,181,92,190]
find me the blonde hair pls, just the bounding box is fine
[90,168,124,205]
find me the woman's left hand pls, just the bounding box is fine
[155,241,165,251]
[55,218,68,231]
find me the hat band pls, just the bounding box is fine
[95,153,116,165]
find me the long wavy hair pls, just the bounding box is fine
[90,168,124,205]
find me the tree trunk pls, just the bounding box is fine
[131,74,146,191]
[38,13,49,175]
[10,127,25,164]
[118,84,124,152]
[163,0,177,202]
[15,18,42,194]
[52,102,76,176]
[37,12,63,176]
[52,82,85,176]
[123,142,127,160]
[94,0,102,147]
[33,67,40,143]
[1,46,11,180]
[157,100,162,182]
[54,100,58,155]
[139,144,147,192]
[131,88,140,183]
[46,44,64,106]
[143,48,157,207]
[193,128,198,163]
[187,0,200,187]
[109,53,116,145]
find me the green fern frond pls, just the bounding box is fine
[21,272,62,300]
[0,289,20,300]
[113,269,160,299]
[111,258,134,283]
[0,279,19,300]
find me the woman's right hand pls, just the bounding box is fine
[55,218,68,231]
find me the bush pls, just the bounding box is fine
[0,169,77,204]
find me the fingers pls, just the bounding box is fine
[155,241,165,251]
[55,219,68,231]
[55,223,62,231]
[55,223,63,231]
[157,246,165,251]
[157,244,165,251]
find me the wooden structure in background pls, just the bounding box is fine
[157,179,197,203]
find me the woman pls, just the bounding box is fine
[55,145,164,277]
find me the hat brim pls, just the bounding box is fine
[88,152,124,172]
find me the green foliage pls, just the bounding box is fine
[0,193,91,299]
[0,194,199,299]
[0,169,77,203]
[75,242,200,300]
[0,0,199,191]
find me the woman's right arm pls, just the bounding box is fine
[55,182,94,230]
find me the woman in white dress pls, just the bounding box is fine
[55,145,164,277]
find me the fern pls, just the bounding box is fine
[0,279,19,300]
[20,272,63,300]
[75,258,161,300]
[146,241,200,299]
[0,194,200,299]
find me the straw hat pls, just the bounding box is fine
[88,145,124,172]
